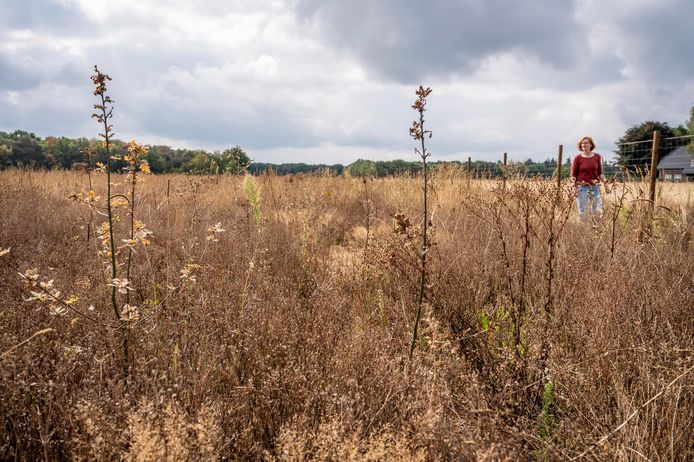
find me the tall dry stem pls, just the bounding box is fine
[91,65,131,380]
[362,177,372,264]
[408,85,433,361]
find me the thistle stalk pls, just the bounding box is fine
[408,86,432,361]
[362,177,371,264]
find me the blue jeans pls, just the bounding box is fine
[576,184,603,222]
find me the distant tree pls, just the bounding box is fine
[0,132,13,168]
[144,149,166,173]
[247,162,342,175]
[12,135,46,167]
[149,145,182,171]
[673,124,688,137]
[44,136,86,169]
[188,152,211,173]
[96,139,128,171]
[616,121,675,169]
[43,136,60,167]
[0,143,11,168]
[348,159,376,177]
[685,105,694,154]
[223,145,251,174]
[8,130,41,142]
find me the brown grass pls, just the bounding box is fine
[1,168,692,461]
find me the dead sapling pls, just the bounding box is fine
[408,85,433,361]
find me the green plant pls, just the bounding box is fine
[243,174,262,226]
[533,379,558,460]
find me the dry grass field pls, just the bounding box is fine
[1,168,693,461]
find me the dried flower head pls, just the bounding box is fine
[23,268,40,286]
[27,291,49,303]
[409,86,433,141]
[63,345,83,360]
[109,278,133,294]
[49,305,68,316]
[90,65,112,97]
[70,190,101,205]
[121,304,140,321]
[206,222,226,241]
[180,263,201,284]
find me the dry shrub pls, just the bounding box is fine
[72,400,128,461]
[71,399,222,462]
[268,415,424,462]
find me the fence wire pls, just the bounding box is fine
[617,135,694,172]
[459,135,694,180]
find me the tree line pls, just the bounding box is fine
[0,130,561,177]
[0,131,252,174]
[0,130,346,175]
[346,158,577,178]
[2,104,692,176]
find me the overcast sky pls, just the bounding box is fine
[1,0,692,164]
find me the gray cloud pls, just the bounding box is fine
[1,0,692,163]
[0,81,91,138]
[0,52,43,90]
[618,2,694,83]
[293,0,590,83]
[0,47,88,93]
[0,0,95,34]
[0,0,96,93]
[128,96,319,150]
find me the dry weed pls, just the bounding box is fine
[1,170,692,460]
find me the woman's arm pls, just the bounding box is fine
[570,155,579,186]
[570,156,579,196]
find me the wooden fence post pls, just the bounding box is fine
[646,130,660,236]
[556,145,563,191]
[467,156,472,188]
[502,152,507,189]
[649,130,660,208]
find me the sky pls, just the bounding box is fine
[1,0,693,164]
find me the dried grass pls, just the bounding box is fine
[0,169,692,460]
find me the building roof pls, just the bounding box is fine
[657,146,694,174]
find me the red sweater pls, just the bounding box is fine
[571,153,603,185]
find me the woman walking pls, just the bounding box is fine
[571,136,610,223]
